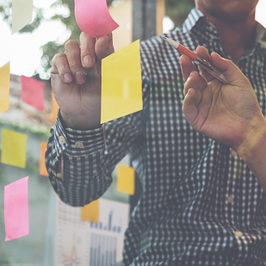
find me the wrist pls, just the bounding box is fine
[236,116,266,164]
[59,110,101,130]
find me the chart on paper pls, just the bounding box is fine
[54,197,129,266]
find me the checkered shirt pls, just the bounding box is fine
[46,8,266,266]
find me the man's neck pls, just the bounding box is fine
[200,11,257,62]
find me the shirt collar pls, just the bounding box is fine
[255,22,266,46]
[183,8,266,47]
[182,8,204,33]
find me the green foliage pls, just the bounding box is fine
[0,0,195,78]
[165,0,195,27]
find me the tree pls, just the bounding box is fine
[0,0,194,79]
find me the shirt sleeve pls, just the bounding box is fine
[45,103,147,207]
[45,45,150,207]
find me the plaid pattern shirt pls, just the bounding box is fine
[46,9,266,266]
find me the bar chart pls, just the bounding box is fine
[54,198,130,265]
[89,233,117,266]
[90,211,121,233]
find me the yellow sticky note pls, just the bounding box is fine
[40,142,48,176]
[12,0,33,34]
[0,62,10,114]
[81,199,100,223]
[1,129,27,168]
[117,164,135,195]
[101,40,142,123]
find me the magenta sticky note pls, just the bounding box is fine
[21,75,44,112]
[4,176,29,241]
[74,0,119,38]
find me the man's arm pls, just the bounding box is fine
[180,46,266,191]
[46,32,148,206]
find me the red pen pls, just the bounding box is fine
[163,36,227,83]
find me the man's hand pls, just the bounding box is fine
[180,46,266,161]
[51,32,114,129]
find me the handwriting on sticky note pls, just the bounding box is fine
[0,62,10,114]
[101,40,142,123]
[40,142,48,176]
[1,129,27,168]
[117,164,135,195]
[4,176,29,241]
[12,0,33,34]
[81,199,100,223]
[74,0,119,38]
[21,75,45,111]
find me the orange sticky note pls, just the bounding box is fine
[81,199,100,223]
[51,92,59,122]
[101,40,142,123]
[0,62,10,114]
[117,164,135,195]
[1,129,27,168]
[40,142,48,176]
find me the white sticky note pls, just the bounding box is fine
[12,0,33,34]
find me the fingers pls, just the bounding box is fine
[180,54,197,81]
[196,46,215,83]
[182,88,198,125]
[95,33,114,60]
[51,53,73,84]
[210,52,249,86]
[80,32,96,68]
[184,71,206,101]
[65,39,86,84]
[51,32,114,86]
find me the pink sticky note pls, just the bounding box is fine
[74,0,119,38]
[4,176,29,241]
[21,75,44,111]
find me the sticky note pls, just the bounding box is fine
[4,176,29,241]
[117,164,135,195]
[101,40,142,123]
[12,0,33,34]
[40,142,48,176]
[1,129,27,168]
[81,199,100,223]
[74,0,119,38]
[0,62,10,114]
[51,92,59,122]
[21,75,45,111]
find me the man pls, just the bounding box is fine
[46,0,266,264]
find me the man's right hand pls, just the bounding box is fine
[51,32,114,129]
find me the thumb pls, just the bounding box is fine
[95,33,115,60]
[182,88,198,124]
[211,52,249,86]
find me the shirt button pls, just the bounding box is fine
[57,173,63,178]
[227,196,234,203]
[75,141,84,148]
[234,231,243,237]
[59,136,66,145]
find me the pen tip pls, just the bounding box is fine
[162,36,179,49]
